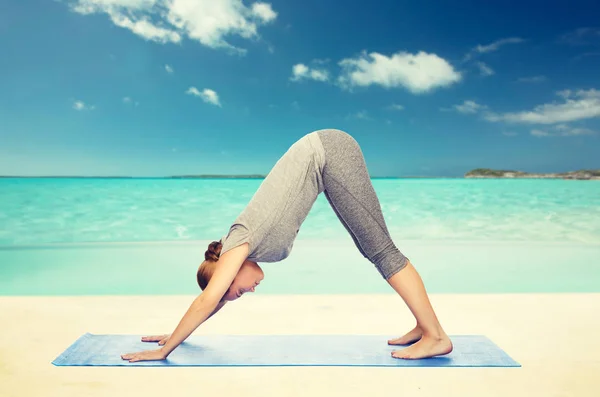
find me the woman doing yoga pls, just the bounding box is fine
[121,129,453,362]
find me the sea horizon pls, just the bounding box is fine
[2,167,598,180]
[0,175,459,179]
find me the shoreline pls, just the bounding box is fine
[2,238,599,296]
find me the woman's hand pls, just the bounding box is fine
[141,334,171,346]
[122,243,248,363]
[121,347,167,363]
[159,243,249,357]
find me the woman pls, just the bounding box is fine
[121,129,452,362]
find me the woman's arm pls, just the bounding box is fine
[121,243,248,362]
[207,300,227,320]
[161,242,248,355]
[141,301,227,346]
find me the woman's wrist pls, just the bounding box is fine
[159,345,170,358]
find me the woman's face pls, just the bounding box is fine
[223,260,264,301]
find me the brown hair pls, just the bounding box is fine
[197,240,222,290]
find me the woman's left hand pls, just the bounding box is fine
[121,348,167,363]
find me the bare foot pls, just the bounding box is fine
[388,325,423,345]
[391,334,453,360]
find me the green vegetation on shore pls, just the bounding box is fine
[2,169,599,179]
[465,168,600,179]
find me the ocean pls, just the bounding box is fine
[1,177,599,295]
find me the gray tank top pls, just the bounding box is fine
[219,131,326,262]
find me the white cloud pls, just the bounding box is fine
[185,87,201,96]
[484,89,600,124]
[447,100,487,114]
[569,88,600,99]
[186,86,221,107]
[475,37,525,54]
[110,12,181,43]
[338,50,461,94]
[251,2,277,22]
[123,96,131,103]
[445,90,599,138]
[556,89,572,99]
[463,37,525,62]
[531,125,597,137]
[346,110,370,120]
[291,64,307,77]
[68,0,277,53]
[531,129,550,137]
[566,127,597,135]
[387,104,404,111]
[354,110,369,120]
[476,61,494,76]
[71,0,157,14]
[165,64,174,73]
[290,63,329,82]
[73,100,94,111]
[559,28,600,46]
[517,75,546,83]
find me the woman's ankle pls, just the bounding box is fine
[420,325,446,340]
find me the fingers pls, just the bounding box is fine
[121,353,142,362]
[141,334,167,342]
[142,336,169,346]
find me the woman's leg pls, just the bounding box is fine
[316,129,452,359]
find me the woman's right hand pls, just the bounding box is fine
[141,334,171,346]
[157,242,249,357]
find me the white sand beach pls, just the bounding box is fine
[1,293,599,397]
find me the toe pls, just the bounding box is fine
[388,337,410,345]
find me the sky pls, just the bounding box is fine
[1,0,599,177]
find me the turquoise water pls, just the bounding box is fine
[1,178,599,295]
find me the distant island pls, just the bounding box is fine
[465,168,600,180]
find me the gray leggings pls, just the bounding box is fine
[316,129,409,280]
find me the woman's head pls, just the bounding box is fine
[197,240,264,302]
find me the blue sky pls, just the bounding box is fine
[1,0,599,177]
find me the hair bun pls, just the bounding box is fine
[204,241,223,262]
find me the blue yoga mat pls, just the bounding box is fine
[52,333,520,367]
